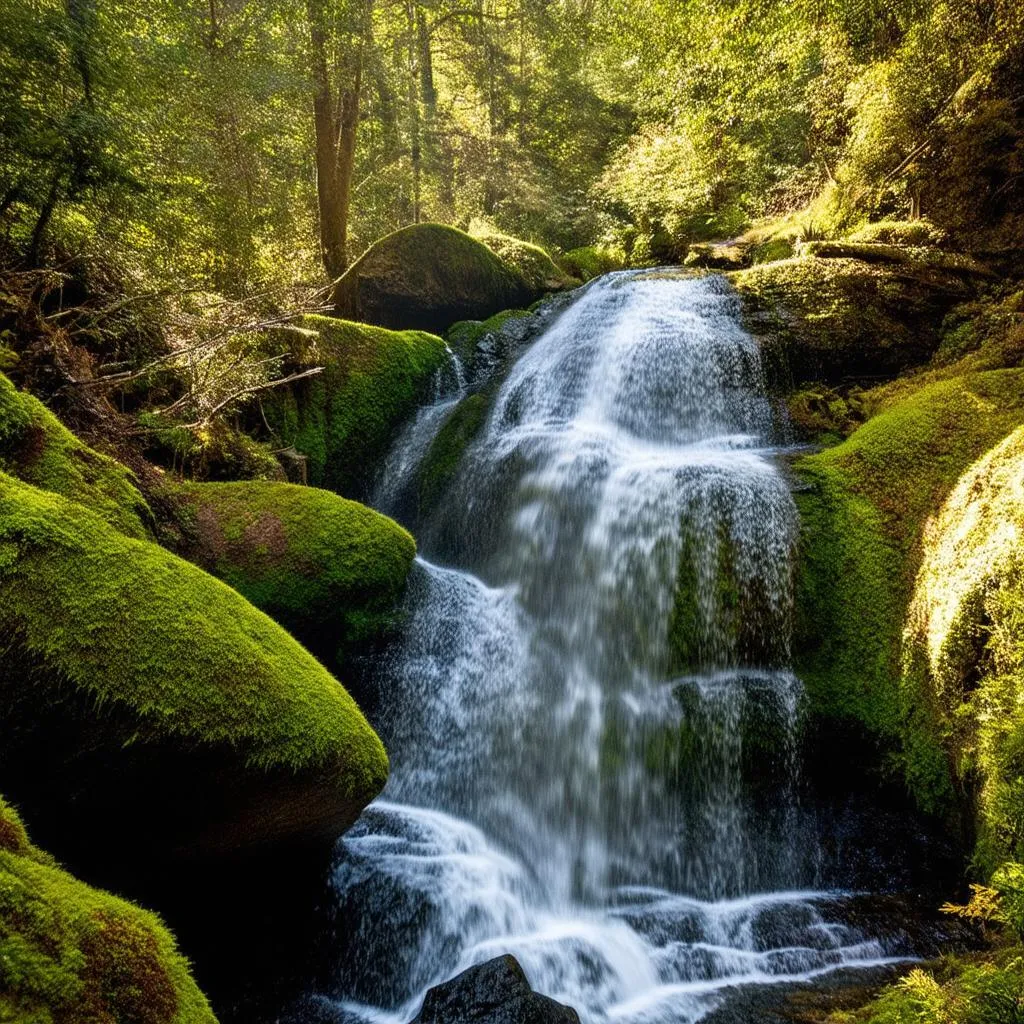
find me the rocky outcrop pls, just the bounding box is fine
[730,254,980,389]
[409,956,580,1024]
[332,224,535,333]
[262,314,449,497]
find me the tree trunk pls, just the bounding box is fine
[307,0,369,281]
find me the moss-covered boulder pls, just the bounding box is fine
[0,796,216,1024]
[0,372,150,538]
[331,224,534,333]
[171,481,415,667]
[559,246,623,282]
[470,227,574,292]
[0,471,388,862]
[731,255,979,389]
[793,370,1024,812]
[263,314,449,496]
[904,426,1024,867]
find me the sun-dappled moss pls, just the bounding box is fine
[559,246,623,282]
[0,372,150,537]
[903,428,1024,869]
[794,371,1024,812]
[847,219,949,248]
[331,223,533,333]
[171,480,415,664]
[263,314,449,496]
[0,471,388,791]
[0,796,216,1024]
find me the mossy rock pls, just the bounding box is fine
[0,471,388,860]
[0,795,216,1024]
[470,227,573,293]
[262,314,449,496]
[847,219,949,247]
[417,394,490,516]
[796,240,995,279]
[904,426,1024,867]
[793,370,1024,813]
[0,372,150,537]
[731,255,979,389]
[171,480,415,667]
[331,224,534,334]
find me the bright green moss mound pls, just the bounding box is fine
[0,471,387,789]
[265,314,449,495]
[332,223,533,334]
[847,219,948,247]
[0,373,150,537]
[173,480,415,660]
[0,796,216,1024]
[905,428,1024,868]
[560,246,623,281]
[731,255,973,388]
[794,370,1024,810]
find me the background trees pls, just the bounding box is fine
[0,0,1021,294]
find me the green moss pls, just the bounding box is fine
[731,255,975,388]
[0,796,216,1024]
[417,394,489,515]
[794,371,1024,811]
[171,480,415,663]
[559,246,624,282]
[0,373,150,538]
[0,471,388,790]
[332,223,533,333]
[470,226,572,292]
[264,314,449,495]
[848,219,949,247]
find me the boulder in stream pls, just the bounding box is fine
[409,956,580,1024]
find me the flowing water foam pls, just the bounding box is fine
[320,272,907,1024]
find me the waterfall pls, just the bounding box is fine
[314,272,909,1024]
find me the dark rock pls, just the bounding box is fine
[332,224,534,334]
[409,956,580,1024]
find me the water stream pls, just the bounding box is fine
[309,272,913,1024]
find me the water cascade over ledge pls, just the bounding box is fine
[312,272,914,1024]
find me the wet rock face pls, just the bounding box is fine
[409,956,580,1024]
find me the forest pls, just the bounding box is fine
[2,1,1024,1023]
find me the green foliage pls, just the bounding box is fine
[263,313,448,496]
[0,372,150,537]
[0,796,216,1024]
[0,470,388,789]
[849,220,949,246]
[172,480,415,661]
[843,956,1024,1024]
[559,246,625,282]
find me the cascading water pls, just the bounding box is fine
[311,272,912,1024]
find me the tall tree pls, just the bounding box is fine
[307,0,372,279]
